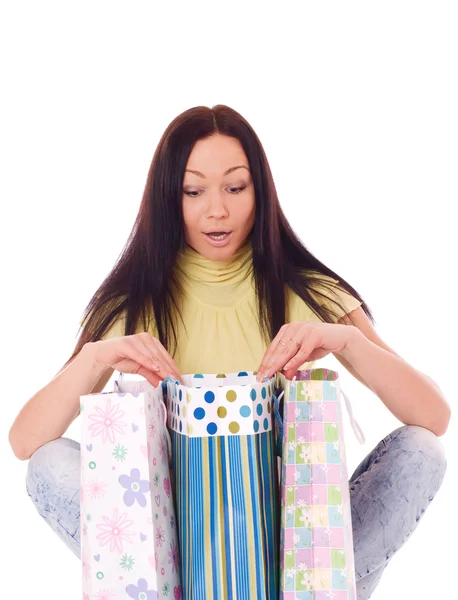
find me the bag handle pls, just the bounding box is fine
[159,374,365,458]
[161,376,183,459]
[340,386,366,444]
[115,372,175,462]
[271,386,284,457]
[266,373,366,458]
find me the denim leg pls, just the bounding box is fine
[349,424,447,600]
[25,437,81,559]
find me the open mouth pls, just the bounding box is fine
[204,232,231,240]
[202,231,233,245]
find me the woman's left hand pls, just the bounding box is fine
[256,321,356,382]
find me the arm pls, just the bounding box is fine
[8,343,113,461]
[336,324,451,437]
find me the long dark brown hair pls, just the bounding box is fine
[65,104,374,368]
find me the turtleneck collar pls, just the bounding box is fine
[175,237,254,307]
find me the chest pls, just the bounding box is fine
[171,294,265,375]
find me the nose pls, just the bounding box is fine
[205,192,230,220]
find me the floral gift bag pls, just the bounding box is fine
[274,368,365,600]
[80,375,182,600]
[162,371,280,600]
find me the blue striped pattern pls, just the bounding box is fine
[171,429,280,599]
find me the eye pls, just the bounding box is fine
[183,186,246,198]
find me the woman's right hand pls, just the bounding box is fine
[90,332,184,387]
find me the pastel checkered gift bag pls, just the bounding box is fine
[162,371,280,600]
[80,375,182,600]
[273,368,365,600]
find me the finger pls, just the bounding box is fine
[137,333,182,381]
[258,324,303,378]
[115,337,162,375]
[148,335,184,383]
[135,364,163,388]
[281,366,300,381]
[112,355,162,388]
[283,332,320,371]
[283,346,310,371]
[138,331,183,383]
[127,336,169,378]
[257,325,288,376]
[261,324,308,379]
[262,343,298,379]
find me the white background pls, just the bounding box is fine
[2,1,457,598]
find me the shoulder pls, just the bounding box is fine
[81,297,158,341]
[286,271,362,324]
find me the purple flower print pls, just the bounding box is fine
[174,585,182,600]
[168,539,180,574]
[126,578,158,600]
[119,468,150,508]
[155,525,165,547]
[148,418,157,439]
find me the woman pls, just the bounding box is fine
[9,105,449,600]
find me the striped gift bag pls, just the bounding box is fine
[162,371,280,600]
[273,368,365,600]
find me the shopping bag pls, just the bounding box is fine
[274,368,365,600]
[80,375,182,600]
[162,371,281,600]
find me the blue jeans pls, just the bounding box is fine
[25,424,447,600]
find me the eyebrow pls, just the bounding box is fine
[184,165,250,178]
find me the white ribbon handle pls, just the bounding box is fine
[288,374,366,445]
[340,386,366,445]
[159,395,173,462]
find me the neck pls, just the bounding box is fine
[175,237,254,306]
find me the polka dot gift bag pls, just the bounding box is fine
[274,368,366,600]
[162,371,282,600]
[80,374,182,600]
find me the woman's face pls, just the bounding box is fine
[182,134,256,260]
